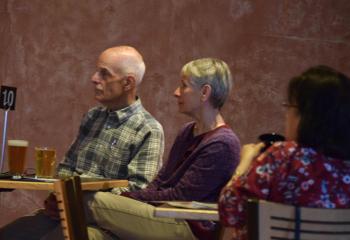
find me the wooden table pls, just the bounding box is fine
[154,202,219,221]
[0,178,128,191]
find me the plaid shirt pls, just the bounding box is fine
[57,98,164,193]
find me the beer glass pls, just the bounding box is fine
[35,147,56,178]
[7,140,29,179]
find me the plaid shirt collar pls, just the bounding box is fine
[104,97,142,123]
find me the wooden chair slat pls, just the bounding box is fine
[247,199,350,240]
[54,176,88,240]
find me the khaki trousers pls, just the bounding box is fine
[84,192,197,240]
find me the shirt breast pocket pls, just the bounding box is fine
[104,140,132,178]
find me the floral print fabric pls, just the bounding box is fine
[219,141,350,240]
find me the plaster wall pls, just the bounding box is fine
[0,0,349,226]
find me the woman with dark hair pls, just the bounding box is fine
[219,65,350,240]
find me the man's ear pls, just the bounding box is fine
[200,84,212,102]
[123,76,136,91]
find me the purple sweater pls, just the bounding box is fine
[128,122,240,202]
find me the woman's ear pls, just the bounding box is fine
[200,84,212,102]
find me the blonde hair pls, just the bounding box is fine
[182,58,233,108]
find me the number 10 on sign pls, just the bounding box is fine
[0,86,16,110]
[0,85,16,172]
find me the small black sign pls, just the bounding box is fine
[0,86,16,110]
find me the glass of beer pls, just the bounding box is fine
[35,147,56,178]
[7,140,29,179]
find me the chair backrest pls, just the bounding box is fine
[54,176,89,240]
[246,199,350,240]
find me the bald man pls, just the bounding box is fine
[57,46,164,192]
[0,46,164,240]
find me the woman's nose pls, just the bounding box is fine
[173,87,180,97]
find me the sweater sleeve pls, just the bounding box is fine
[143,123,192,191]
[129,141,238,202]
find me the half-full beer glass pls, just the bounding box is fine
[7,140,29,179]
[35,147,56,178]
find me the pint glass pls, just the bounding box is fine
[35,147,56,178]
[7,140,29,179]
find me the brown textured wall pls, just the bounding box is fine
[0,0,349,226]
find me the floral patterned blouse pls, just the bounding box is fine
[219,141,350,240]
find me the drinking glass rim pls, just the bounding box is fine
[7,140,29,147]
[35,147,56,151]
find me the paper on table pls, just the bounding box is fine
[164,201,218,210]
[21,177,58,182]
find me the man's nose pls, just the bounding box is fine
[91,72,100,84]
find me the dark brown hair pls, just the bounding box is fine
[288,65,350,159]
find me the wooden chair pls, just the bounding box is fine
[246,199,350,240]
[54,176,89,240]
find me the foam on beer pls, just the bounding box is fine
[8,140,29,147]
